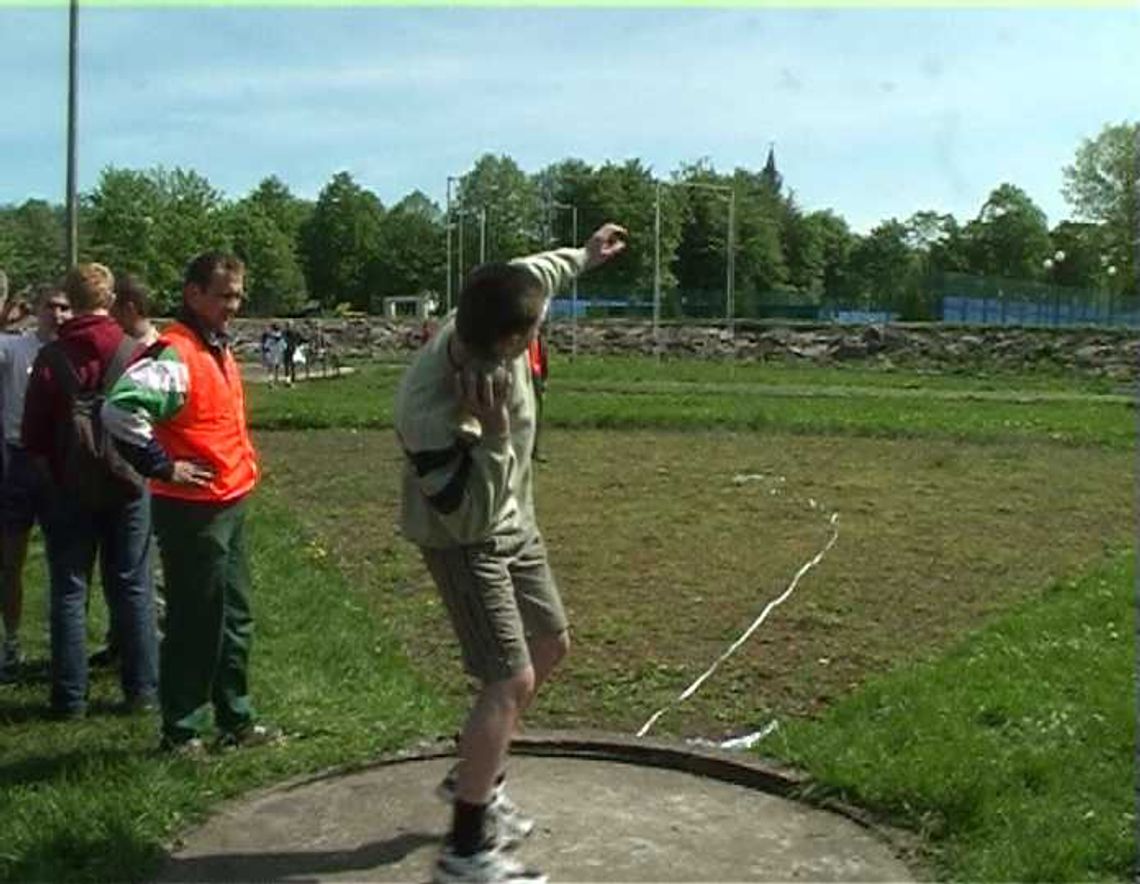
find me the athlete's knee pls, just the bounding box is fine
[487,665,536,711]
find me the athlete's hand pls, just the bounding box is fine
[455,365,512,439]
[169,460,215,487]
[584,223,628,271]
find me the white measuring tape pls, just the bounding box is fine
[636,477,840,739]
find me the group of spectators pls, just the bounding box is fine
[2,223,622,884]
[0,256,277,755]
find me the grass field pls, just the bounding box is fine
[0,354,1134,882]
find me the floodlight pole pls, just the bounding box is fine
[65,0,79,266]
[457,212,464,289]
[548,200,580,359]
[653,181,662,359]
[445,176,457,312]
[571,204,578,357]
[727,189,736,336]
[479,207,487,264]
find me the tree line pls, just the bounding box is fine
[0,121,1134,319]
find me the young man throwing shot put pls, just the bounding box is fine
[395,222,626,884]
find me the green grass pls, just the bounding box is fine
[3,356,1134,882]
[0,490,458,884]
[551,354,1127,395]
[768,551,1136,882]
[245,359,1135,448]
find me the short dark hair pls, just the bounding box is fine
[455,263,544,359]
[183,252,245,289]
[114,273,152,318]
[33,282,66,308]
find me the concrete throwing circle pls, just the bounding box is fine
[157,737,916,882]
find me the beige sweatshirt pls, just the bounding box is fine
[394,247,586,548]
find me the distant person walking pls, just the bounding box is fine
[260,323,285,384]
[283,321,303,386]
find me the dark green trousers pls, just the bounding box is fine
[153,495,255,743]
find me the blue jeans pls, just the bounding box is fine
[45,491,158,713]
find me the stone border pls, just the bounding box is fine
[162,730,931,879]
[510,730,931,880]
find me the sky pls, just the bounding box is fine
[3,5,1138,234]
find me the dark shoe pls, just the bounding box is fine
[49,703,87,721]
[216,722,285,751]
[89,645,119,668]
[0,642,24,684]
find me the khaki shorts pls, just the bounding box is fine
[422,529,568,683]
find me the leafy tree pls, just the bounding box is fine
[730,166,787,313]
[533,158,594,248]
[0,200,66,292]
[1048,221,1106,290]
[587,159,677,304]
[965,183,1051,280]
[299,171,385,310]
[455,154,542,270]
[807,210,857,302]
[85,168,164,294]
[904,211,968,274]
[86,166,228,312]
[370,190,446,309]
[225,202,307,316]
[243,176,312,243]
[848,219,917,309]
[673,161,735,316]
[1062,121,1138,295]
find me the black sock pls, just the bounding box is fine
[451,800,488,856]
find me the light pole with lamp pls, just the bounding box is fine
[1099,253,1118,325]
[547,200,579,358]
[1042,249,1066,326]
[65,0,79,266]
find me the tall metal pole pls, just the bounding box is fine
[479,207,487,264]
[65,0,79,266]
[457,212,464,287]
[653,181,662,358]
[445,177,453,313]
[571,204,579,360]
[727,189,736,336]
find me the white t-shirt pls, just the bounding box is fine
[0,331,45,446]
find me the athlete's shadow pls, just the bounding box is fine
[156,831,441,882]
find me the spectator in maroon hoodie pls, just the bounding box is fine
[23,263,158,719]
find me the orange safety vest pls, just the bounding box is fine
[526,335,547,381]
[150,321,259,504]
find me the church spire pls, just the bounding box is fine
[761,142,782,195]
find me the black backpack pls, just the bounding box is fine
[42,337,147,510]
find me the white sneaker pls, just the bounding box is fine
[435,767,536,848]
[433,843,546,884]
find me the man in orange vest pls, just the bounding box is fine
[102,252,279,756]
